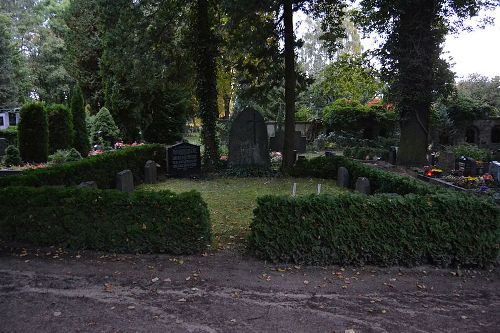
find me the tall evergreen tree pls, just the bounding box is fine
[0,14,18,109]
[70,85,90,156]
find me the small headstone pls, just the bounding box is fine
[0,138,9,156]
[144,160,157,184]
[77,181,97,189]
[116,169,134,193]
[337,167,349,188]
[456,157,477,176]
[436,151,455,171]
[355,177,370,195]
[166,142,201,177]
[228,108,270,167]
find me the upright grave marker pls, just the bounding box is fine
[166,142,201,177]
[228,108,270,167]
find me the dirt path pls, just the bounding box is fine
[0,245,498,333]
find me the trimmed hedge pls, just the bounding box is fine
[0,186,211,254]
[291,155,438,195]
[18,102,49,163]
[47,104,74,153]
[0,144,165,188]
[249,193,499,267]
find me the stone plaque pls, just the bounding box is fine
[228,108,270,167]
[166,142,201,177]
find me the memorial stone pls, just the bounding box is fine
[355,177,371,195]
[337,167,349,188]
[144,160,157,184]
[228,108,270,167]
[116,169,134,193]
[166,142,201,177]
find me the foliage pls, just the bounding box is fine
[0,186,211,254]
[48,148,82,166]
[70,85,90,156]
[47,103,74,153]
[445,92,498,122]
[3,145,21,166]
[249,192,498,267]
[0,13,18,108]
[0,144,164,189]
[343,146,389,160]
[451,144,490,161]
[0,127,18,144]
[90,107,120,148]
[457,74,500,110]
[18,102,49,163]
[322,98,396,139]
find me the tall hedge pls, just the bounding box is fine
[47,104,74,153]
[0,144,164,188]
[0,187,211,254]
[249,193,499,267]
[71,85,90,156]
[18,102,48,163]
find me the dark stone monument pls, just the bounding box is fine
[0,138,9,156]
[78,181,98,189]
[144,160,157,184]
[456,156,477,176]
[437,151,455,171]
[388,146,398,165]
[116,169,134,193]
[228,108,270,167]
[166,142,201,177]
[269,130,307,154]
[337,166,349,188]
[355,177,370,194]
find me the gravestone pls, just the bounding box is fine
[144,160,157,184]
[436,151,455,171]
[228,108,270,167]
[269,131,307,154]
[456,156,477,176]
[0,138,9,156]
[337,167,349,188]
[166,142,201,177]
[388,146,398,165]
[489,161,500,183]
[325,151,335,157]
[355,177,370,194]
[78,181,97,189]
[116,169,134,193]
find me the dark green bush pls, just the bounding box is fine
[0,144,164,188]
[3,145,21,166]
[90,107,120,147]
[0,126,17,144]
[249,193,499,267]
[71,85,90,156]
[0,186,211,254]
[48,148,82,166]
[47,104,74,153]
[291,155,437,195]
[18,102,49,163]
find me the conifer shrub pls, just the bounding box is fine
[3,145,21,166]
[90,107,120,147]
[18,102,48,163]
[47,104,73,153]
[71,85,90,156]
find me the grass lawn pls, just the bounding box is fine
[140,177,344,250]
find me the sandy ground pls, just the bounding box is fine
[0,244,499,333]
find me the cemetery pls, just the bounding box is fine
[0,1,499,332]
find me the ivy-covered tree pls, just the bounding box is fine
[70,85,90,156]
[0,14,18,109]
[356,0,497,165]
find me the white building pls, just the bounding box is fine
[0,108,21,131]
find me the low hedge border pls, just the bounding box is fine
[249,193,499,267]
[0,144,165,188]
[0,186,211,254]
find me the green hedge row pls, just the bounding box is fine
[0,186,211,254]
[291,155,438,195]
[249,193,499,267]
[0,144,164,188]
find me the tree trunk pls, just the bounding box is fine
[195,0,219,169]
[282,0,296,172]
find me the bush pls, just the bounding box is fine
[451,144,490,161]
[0,144,165,188]
[3,145,21,166]
[143,107,184,144]
[71,85,90,156]
[47,104,74,153]
[90,107,120,147]
[0,186,211,254]
[249,193,498,267]
[48,148,82,166]
[18,102,49,163]
[343,147,389,160]
[0,126,17,144]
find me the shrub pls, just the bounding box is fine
[48,148,82,166]
[18,102,49,163]
[3,145,21,166]
[451,144,490,161]
[343,147,389,160]
[0,186,211,254]
[0,126,17,144]
[47,104,74,153]
[249,193,499,267]
[90,107,120,147]
[0,144,165,188]
[143,107,185,144]
[71,85,90,156]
